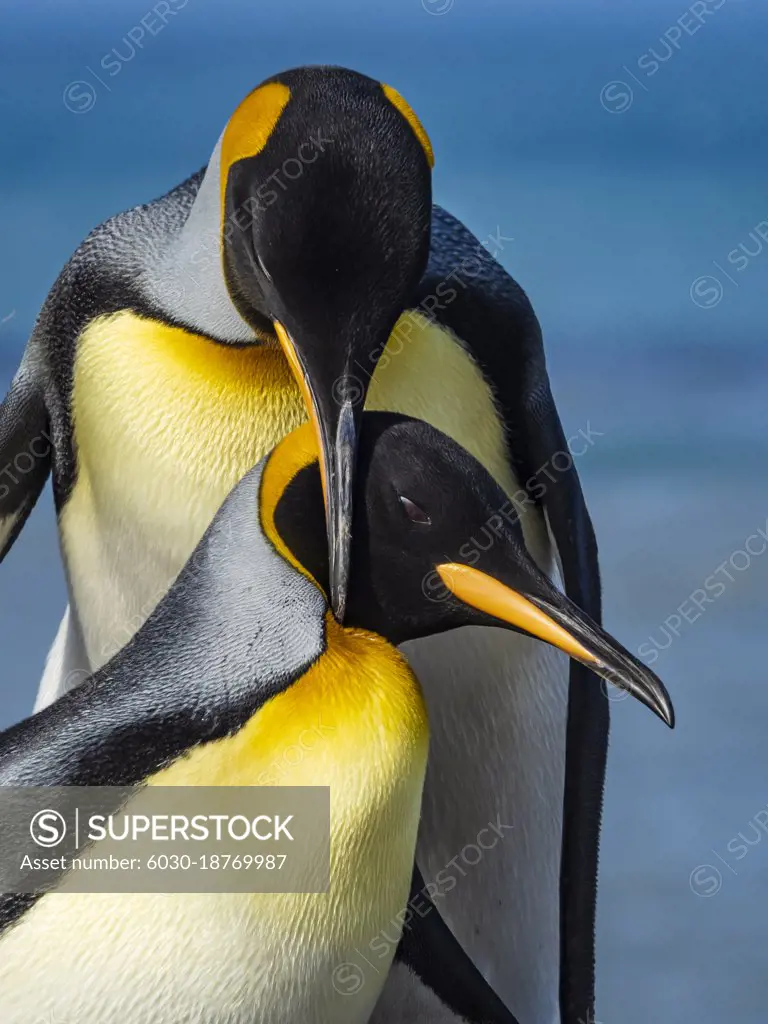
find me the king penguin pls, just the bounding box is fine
[0,415,673,1024]
[2,66,616,1022]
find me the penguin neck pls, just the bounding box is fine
[343,590,462,649]
[149,133,260,344]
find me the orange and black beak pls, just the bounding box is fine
[437,562,674,727]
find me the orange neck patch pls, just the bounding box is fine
[382,84,435,168]
[219,82,292,220]
[259,421,323,588]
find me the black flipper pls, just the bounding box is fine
[415,205,607,1024]
[512,385,605,1024]
[0,341,52,561]
[395,865,521,1024]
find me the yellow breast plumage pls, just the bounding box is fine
[61,308,517,667]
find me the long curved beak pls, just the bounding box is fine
[437,562,674,727]
[274,322,364,622]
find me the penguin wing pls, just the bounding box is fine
[0,340,51,561]
[0,458,323,791]
[417,204,607,1023]
[395,864,521,1024]
[0,659,165,935]
[0,583,311,935]
[0,655,225,937]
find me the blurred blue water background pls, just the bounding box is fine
[1,0,766,1019]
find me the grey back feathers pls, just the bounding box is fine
[139,136,259,343]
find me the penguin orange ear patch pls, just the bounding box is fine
[220,82,292,211]
[260,421,322,585]
[382,84,434,168]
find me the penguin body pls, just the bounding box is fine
[52,304,520,673]
[0,426,427,1024]
[0,414,672,1024]
[1,67,603,1023]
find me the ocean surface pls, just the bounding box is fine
[1,1,766,1020]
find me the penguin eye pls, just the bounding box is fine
[398,495,431,526]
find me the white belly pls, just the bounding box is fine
[0,891,383,1024]
[402,619,567,1024]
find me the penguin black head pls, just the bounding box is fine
[271,415,675,728]
[219,66,434,620]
